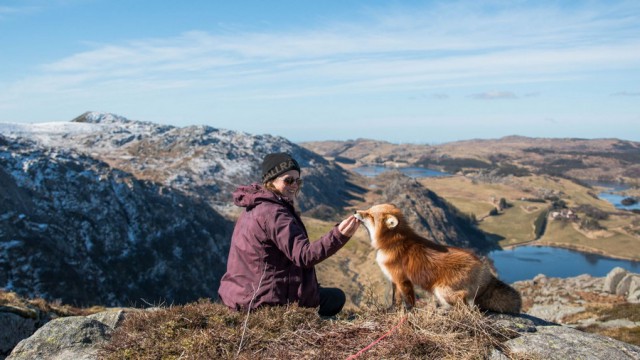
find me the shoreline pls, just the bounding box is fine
[500,239,640,262]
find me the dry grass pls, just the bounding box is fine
[99,299,522,360]
[0,289,103,317]
[579,325,640,346]
[558,303,640,346]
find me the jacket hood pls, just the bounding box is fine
[233,183,293,209]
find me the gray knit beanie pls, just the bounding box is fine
[261,153,301,183]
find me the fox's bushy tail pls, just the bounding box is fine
[476,277,521,314]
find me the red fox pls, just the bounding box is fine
[354,204,521,313]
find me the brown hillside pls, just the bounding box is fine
[301,136,640,184]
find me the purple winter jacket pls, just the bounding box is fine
[217,183,351,310]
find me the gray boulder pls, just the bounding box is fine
[629,276,640,297]
[616,274,640,296]
[491,313,640,360]
[6,310,128,360]
[0,305,51,360]
[0,311,38,359]
[87,309,128,329]
[526,304,585,323]
[604,267,628,293]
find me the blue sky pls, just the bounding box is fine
[1,0,639,143]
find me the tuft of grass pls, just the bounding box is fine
[99,298,523,360]
[594,303,640,322]
[578,325,640,347]
[0,289,101,317]
[568,303,640,346]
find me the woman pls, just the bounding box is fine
[218,152,360,316]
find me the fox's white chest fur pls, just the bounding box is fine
[376,250,393,281]
[356,216,380,248]
[356,213,392,279]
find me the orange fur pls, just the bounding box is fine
[355,204,521,313]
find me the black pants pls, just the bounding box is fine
[318,287,346,316]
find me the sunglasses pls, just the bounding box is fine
[282,176,303,186]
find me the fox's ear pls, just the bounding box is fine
[385,215,398,229]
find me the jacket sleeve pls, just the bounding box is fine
[270,208,350,268]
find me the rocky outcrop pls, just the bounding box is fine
[6,309,129,360]
[605,267,640,303]
[513,268,640,344]
[490,313,640,359]
[605,267,630,293]
[0,306,45,359]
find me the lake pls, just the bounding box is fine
[597,191,640,211]
[353,165,449,178]
[585,180,640,210]
[489,245,640,284]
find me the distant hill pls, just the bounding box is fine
[302,136,640,184]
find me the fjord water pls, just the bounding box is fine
[489,246,640,283]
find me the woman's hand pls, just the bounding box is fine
[338,215,360,237]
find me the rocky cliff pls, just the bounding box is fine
[1,135,233,307]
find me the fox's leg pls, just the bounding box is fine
[397,280,416,310]
[383,282,400,311]
[451,290,469,307]
[389,282,399,310]
[434,287,468,308]
[433,288,451,308]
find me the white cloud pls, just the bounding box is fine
[19,2,636,97]
[611,91,640,97]
[0,5,37,17]
[469,91,518,100]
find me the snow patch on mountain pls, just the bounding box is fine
[0,121,104,146]
[1,112,358,215]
